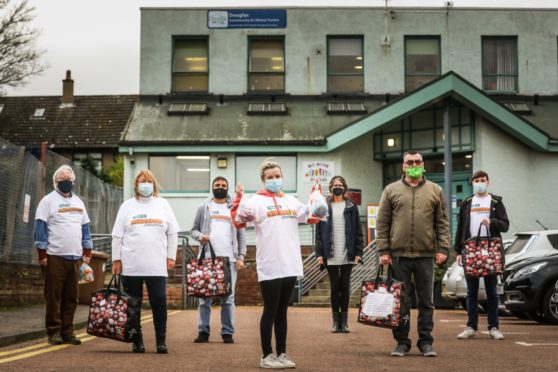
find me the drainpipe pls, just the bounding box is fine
[443,99,453,235]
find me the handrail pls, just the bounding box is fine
[178,231,199,310]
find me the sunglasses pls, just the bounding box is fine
[404,159,424,166]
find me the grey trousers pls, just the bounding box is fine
[390,257,435,349]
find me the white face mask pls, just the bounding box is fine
[473,182,487,194]
[138,182,154,197]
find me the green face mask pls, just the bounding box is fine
[405,166,424,179]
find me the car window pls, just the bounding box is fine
[506,235,538,254]
[547,234,558,250]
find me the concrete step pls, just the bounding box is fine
[299,295,330,304]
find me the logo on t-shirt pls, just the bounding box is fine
[58,203,83,214]
[131,217,164,227]
[211,211,232,223]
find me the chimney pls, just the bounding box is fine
[62,70,74,105]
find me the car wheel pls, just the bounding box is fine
[510,311,529,320]
[529,311,548,324]
[459,299,467,310]
[542,285,558,325]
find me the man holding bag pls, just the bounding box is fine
[377,150,450,357]
[191,176,246,344]
[454,170,509,340]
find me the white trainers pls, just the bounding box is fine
[277,353,296,368]
[259,354,285,369]
[489,327,504,340]
[457,327,477,339]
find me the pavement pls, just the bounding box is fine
[1,307,558,371]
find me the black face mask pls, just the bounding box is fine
[58,180,73,193]
[332,187,344,196]
[212,187,228,199]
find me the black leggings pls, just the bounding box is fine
[259,276,296,356]
[122,276,167,336]
[327,264,353,313]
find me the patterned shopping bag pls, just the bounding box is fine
[186,243,232,298]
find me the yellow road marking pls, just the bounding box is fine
[0,311,179,363]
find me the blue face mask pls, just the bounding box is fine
[473,182,487,194]
[138,182,154,197]
[265,178,283,193]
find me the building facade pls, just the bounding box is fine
[121,7,558,237]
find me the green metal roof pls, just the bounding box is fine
[120,72,558,153]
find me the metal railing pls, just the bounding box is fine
[179,232,199,310]
[296,239,379,303]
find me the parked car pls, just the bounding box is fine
[503,254,558,324]
[505,230,558,267]
[442,240,512,311]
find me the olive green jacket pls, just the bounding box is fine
[376,176,450,258]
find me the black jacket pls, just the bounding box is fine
[315,196,364,263]
[453,193,510,254]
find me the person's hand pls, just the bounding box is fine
[481,218,491,226]
[82,255,91,264]
[200,234,210,244]
[39,258,48,267]
[235,182,244,196]
[316,256,324,265]
[355,256,362,264]
[112,260,122,275]
[435,253,447,265]
[236,260,245,270]
[167,259,175,271]
[456,254,463,266]
[379,255,392,265]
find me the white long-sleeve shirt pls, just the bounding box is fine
[112,196,180,276]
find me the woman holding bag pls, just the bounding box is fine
[112,169,181,353]
[232,158,322,369]
[315,176,364,333]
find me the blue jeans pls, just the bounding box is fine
[198,262,237,335]
[465,275,499,330]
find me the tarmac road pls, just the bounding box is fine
[0,307,557,371]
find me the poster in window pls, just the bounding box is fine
[303,161,335,188]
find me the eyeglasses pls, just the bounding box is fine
[404,159,424,166]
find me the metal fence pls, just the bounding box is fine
[0,137,123,264]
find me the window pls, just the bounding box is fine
[236,156,296,192]
[327,102,367,114]
[172,38,208,93]
[73,153,103,174]
[150,155,210,192]
[327,36,364,93]
[247,103,288,115]
[167,103,209,115]
[248,37,285,93]
[482,36,518,93]
[405,36,441,92]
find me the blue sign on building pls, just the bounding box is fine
[208,9,287,29]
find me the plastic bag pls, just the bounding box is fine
[308,180,329,221]
[235,194,256,223]
[79,263,95,284]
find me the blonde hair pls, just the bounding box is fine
[259,158,282,181]
[52,165,75,187]
[134,169,160,199]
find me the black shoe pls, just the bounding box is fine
[340,312,350,333]
[420,344,437,357]
[331,312,341,333]
[194,332,209,343]
[222,334,234,344]
[390,344,410,357]
[156,342,168,354]
[62,335,81,345]
[48,334,63,345]
[132,339,145,353]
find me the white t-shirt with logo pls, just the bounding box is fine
[469,194,492,237]
[112,197,181,276]
[207,201,235,261]
[35,190,90,257]
[250,193,310,282]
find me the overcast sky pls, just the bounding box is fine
[3,0,557,96]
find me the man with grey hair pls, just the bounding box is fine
[34,164,93,345]
[377,150,450,358]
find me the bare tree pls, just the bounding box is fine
[0,0,45,94]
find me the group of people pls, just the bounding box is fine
[34,150,509,367]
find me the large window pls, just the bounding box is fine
[236,156,296,192]
[327,36,364,93]
[248,37,285,92]
[150,155,210,192]
[405,36,441,92]
[172,37,208,93]
[482,36,518,93]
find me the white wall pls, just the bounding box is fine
[473,118,558,236]
[140,8,558,96]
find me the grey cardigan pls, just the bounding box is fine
[190,196,247,261]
